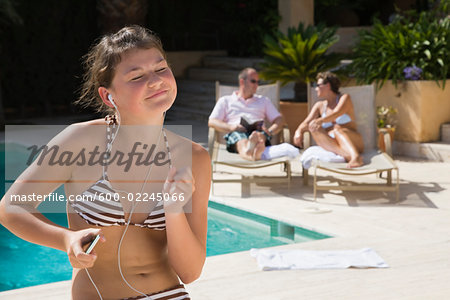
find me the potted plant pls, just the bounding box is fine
[260,22,342,101]
[376,105,397,153]
[259,23,342,140]
[349,3,450,143]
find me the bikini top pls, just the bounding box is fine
[321,95,352,129]
[69,115,171,230]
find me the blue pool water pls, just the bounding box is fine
[0,204,330,291]
[0,143,330,291]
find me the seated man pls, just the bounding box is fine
[208,68,285,161]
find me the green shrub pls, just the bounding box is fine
[350,5,450,89]
[259,23,342,101]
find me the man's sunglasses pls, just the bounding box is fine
[248,79,261,84]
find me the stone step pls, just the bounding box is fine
[187,68,239,84]
[170,78,217,122]
[441,123,450,143]
[176,79,216,95]
[394,141,450,162]
[173,95,215,112]
[203,56,264,70]
[166,106,210,122]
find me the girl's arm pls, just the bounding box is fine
[164,143,211,284]
[293,101,322,147]
[0,124,103,268]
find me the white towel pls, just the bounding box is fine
[250,248,389,270]
[261,143,300,160]
[300,146,345,169]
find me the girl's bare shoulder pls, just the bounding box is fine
[50,118,107,149]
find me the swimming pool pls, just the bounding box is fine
[0,142,331,291]
[0,202,330,291]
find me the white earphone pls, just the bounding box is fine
[107,94,116,107]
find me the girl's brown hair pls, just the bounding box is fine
[75,25,166,114]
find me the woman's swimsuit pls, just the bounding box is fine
[123,284,190,300]
[69,115,171,230]
[321,95,352,138]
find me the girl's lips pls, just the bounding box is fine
[147,89,168,99]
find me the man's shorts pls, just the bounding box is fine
[224,130,271,153]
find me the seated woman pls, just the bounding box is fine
[293,72,364,168]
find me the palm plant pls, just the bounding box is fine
[259,23,342,102]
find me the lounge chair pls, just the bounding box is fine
[208,81,292,197]
[302,84,399,201]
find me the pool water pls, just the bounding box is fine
[0,204,330,291]
[0,143,331,291]
[0,213,72,291]
[207,201,329,256]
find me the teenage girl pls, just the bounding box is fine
[0,25,211,299]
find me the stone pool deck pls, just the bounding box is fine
[1,120,450,299]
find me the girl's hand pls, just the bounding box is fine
[293,131,303,148]
[309,119,322,132]
[65,229,105,269]
[163,167,195,213]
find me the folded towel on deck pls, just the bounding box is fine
[250,248,389,270]
[261,143,300,160]
[300,146,345,169]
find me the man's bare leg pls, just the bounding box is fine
[252,140,265,160]
[236,132,266,161]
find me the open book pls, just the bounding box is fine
[240,116,264,134]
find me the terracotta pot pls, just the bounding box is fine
[377,127,395,153]
[375,80,450,142]
[279,101,308,142]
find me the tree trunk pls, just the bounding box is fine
[294,81,308,102]
[97,0,148,34]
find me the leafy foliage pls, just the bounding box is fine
[259,23,342,100]
[350,3,450,89]
[0,0,22,31]
[377,105,397,128]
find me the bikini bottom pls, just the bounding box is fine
[122,284,190,300]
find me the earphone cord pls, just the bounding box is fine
[85,106,167,300]
[116,122,165,300]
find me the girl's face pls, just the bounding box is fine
[315,78,329,98]
[109,47,177,124]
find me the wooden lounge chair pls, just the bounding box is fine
[302,84,399,201]
[208,81,292,197]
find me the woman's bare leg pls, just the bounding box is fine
[333,127,364,168]
[310,128,349,158]
[310,126,364,167]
